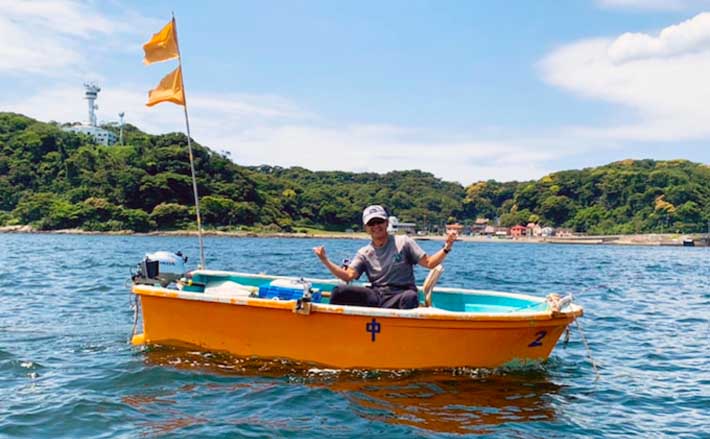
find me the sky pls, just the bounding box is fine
[1,0,710,185]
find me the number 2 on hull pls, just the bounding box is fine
[528,330,547,347]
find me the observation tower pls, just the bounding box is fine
[84,83,101,126]
[61,82,118,145]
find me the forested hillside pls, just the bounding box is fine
[463,159,709,234]
[0,112,708,233]
[0,113,463,232]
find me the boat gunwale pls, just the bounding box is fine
[192,269,560,302]
[132,283,583,322]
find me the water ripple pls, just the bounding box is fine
[0,234,708,437]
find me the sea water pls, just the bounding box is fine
[0,233,707,438]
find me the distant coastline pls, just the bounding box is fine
[2,225,707,247]
[3,113,709,240]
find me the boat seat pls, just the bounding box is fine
[204,280,256,297]
[422,265,444,307]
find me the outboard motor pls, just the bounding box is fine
[132,251,188,287]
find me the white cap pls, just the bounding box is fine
[362,205,388,225]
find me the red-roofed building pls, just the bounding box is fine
[510,225,527,237]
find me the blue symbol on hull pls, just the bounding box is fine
[366,318,381,342]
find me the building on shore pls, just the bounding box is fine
[494,227,510,238]
[62,83,117,146]
[526,222,543,237]
[471,218,490,235]
[446,223,465,236]
[387,216,416,235]
[510,225,527,237]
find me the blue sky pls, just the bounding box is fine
[1,0,709,184]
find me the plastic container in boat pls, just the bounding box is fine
[258,279,321,302]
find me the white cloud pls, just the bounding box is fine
[189,93,315,120]
[7,0,688,184]
[539,12,710,142]
[608,12,710,62]
[0,15,81,74]
[0,0,155,75]
[2,81,566,184]
[197,124,562,184]
[0,0,116,37]
[597,0,710,11]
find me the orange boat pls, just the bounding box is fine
[129,18,585,370]
[130,266,583,369]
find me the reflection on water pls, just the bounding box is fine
[137,346,559,435]
[331,373,558,434]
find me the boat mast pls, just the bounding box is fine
[173,13,206,269]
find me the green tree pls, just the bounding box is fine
[540,195,575,225]
[0,210,11,226]
[2,112,709,234]
[150,203,191,229]
[568,206,606,232]
[201,195,239,226]
[119,208,154,232]
[11,192,58,224]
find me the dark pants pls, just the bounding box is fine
[329,285,419,309]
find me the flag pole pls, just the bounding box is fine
[171,13,206,269]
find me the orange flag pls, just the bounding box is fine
[143,19,179,64]
[146,67,185,107]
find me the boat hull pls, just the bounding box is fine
[132,285,581,369]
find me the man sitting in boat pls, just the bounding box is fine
[313,205,457,309]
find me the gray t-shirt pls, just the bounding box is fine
[350,235,426,287]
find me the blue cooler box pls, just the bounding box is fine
[258,279,321,303]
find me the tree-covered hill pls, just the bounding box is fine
[463,159,710,234]
[249,166,465,231]
[0,112,708,233]
[0,113,463,232]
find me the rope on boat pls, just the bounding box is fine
[547,285,604,382]
[508,292,573,314]
[575,319,600,382]
[546,293,574,314]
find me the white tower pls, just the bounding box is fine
[118,112,125,145]
[84,82,101,127]
[62,83,117,145]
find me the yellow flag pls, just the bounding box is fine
[143,19,179,64]
[146,67,185,107]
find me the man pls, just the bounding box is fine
[313,205,457,309]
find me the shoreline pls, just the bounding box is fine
[1,225,707,247]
